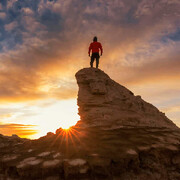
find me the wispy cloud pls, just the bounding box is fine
[4,21,18,32]
[0,123,37,138]
[0,12,6,20]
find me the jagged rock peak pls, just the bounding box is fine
[75,68,178,129]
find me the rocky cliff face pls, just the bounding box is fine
[75,68,177,129]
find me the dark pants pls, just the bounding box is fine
[90,53,100,68]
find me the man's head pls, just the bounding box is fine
[93,36,97,42]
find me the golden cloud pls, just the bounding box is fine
[0,123,38,138]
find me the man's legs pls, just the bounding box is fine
[90,55,95,67]
[96,57,99,68]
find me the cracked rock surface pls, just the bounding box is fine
[75,68,178,129]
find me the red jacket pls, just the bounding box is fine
[88,41,103,55]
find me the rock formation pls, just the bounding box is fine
[75,68,177,129]
[0,126,180,180]
[0,68,179,180]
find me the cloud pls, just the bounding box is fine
[162,104,180,114]
[4,21,18,32]
[161,104,180,127]
[0,12,6,20]
[0,113,12,119]
[0,0,179,104]
[114,47,180,85]
[0,32,80,102]
[7,0,17,9]
[21,7,34,16]
[0,123,37,138]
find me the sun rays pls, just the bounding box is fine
[46,125,89,155]
[0,99,79,139]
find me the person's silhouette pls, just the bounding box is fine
[88,36,103,68]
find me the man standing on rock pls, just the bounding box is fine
[88,36,103,68]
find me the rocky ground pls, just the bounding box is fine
[0,126,180,180]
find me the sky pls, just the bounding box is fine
[0,0,179,139]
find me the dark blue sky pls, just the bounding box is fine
[0,0,179,52]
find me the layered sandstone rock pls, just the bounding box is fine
[0,127,180,180]
[75,68,178,129]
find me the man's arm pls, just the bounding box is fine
[88,43,92,56]
[99,43,103,56]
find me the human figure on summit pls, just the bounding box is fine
[88,36,103,68]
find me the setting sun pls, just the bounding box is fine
[28,99,80,139]
[0,99,79,139]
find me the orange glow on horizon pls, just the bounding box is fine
[0,99,79,139]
